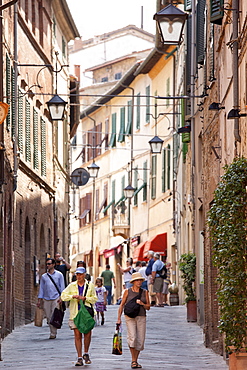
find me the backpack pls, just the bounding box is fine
[124,288,143,318]
[157,265,167,279]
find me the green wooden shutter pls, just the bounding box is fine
[186,15,192,117]
[181,99,190,143]
[134,167,138,206]
[167,144,171,189]
[18,88,23,154]
[11,67,16,138]
[25,99,31,163]
[197,0,206,65]
[125,100,132,135]
[33,108,39,170]
[41,118,46,176]
[118,107,125,142]
[184,0,192,11]
[162,148,166,193]
[210,0,224,25]
[6,54,11,131]
[109,113,117,147]
[112,179,116,203]
[143,160,147,202]
[121,175,125,197]
[151,155,157,199]
[136,93,140,130]
[146,85,150,123]
[166,78,170,107]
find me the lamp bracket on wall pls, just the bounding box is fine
[211,146,221,161]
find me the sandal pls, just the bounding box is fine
[131,361,142,368]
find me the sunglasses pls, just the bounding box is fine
[46,262,52,265]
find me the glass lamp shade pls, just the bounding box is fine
[47,94,67,121]
[149,135,164,154]
[124,184,135,199]
[154,4,188,45]
[87,162,100,178]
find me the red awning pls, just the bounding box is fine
[143,233,167,257]
[133,242,147,263]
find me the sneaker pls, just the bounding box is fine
[49,335,56,339]
[75,358,83,366]
[83,354,91,364]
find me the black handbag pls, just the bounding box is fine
[50,307,64,329]
[124,288,143,318]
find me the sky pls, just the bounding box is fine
[67,0,156,39]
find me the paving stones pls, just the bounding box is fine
[1,305,228,369]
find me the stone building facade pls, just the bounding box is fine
[0,0,79,345]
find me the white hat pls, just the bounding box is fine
[129,272,145,284]
[75,267,86,274]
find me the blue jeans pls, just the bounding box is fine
[105,285,112,305]
[141,281,148,290]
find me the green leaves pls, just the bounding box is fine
[179,253,196,303]
[207,157,247,353]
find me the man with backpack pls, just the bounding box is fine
[150,253,167,307]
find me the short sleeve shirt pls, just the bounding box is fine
[100,270,114,286]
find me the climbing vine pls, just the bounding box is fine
[178,252,196,303]
[208,157,247,353]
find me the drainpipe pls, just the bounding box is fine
[232,0,241,145]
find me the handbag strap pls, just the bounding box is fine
[82,282,93,308]
[47,273,61,295]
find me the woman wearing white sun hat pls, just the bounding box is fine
[116,272,150,369]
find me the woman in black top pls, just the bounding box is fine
[117,272,150,369]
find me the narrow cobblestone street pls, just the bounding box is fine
[1,305,228,369]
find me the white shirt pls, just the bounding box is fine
[95,286,106,303]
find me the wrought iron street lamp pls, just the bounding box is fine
[124,184,135,199]
[87,161,100,178]
[153,4,188,45]
[47,94,67,121]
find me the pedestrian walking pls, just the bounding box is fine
[138,261,148,290]
[95,277,107,325]
[151,253,165,307]
[37,258,65,339]
[55,252,71,287]
[116,272,150,369]
[145,251,155,305]
[117,257,134,289]
[61,267,97,367]
[100,264,116,305]
[162,262,171,305]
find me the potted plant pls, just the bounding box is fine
[179,252,197,322]
[208,157,247,369]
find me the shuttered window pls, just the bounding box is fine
[11,67,16,138]
[121,175,125,197]
[196,0,206,65]
[181,99,190,143]
[143,160,147,202]
[186,15,192,117]
[125,100,132,135]
[209,24,215,81]
[109,113,117,147]
[146,85,150,123]
[25,99,31,163]
[167,144,171,190]
[151,155,157,199]
[162,149,166,193]
[112,179,116,203]
[6,54,11,131]
[166,78,170,107]
[133,167,138,206]
[136,93,140,130]
[210,0,224,25]
[184,0,192,11]
[18,89,23,154]
[33,108,39,170]
[118,107,125,142]
[40,118,46,176]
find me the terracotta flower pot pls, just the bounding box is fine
[187,300,197,322]
[229,351,247,370]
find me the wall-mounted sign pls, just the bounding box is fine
[71,168,90,186]
[0,102,9,124]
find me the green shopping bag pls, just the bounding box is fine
[74,300,95,334]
